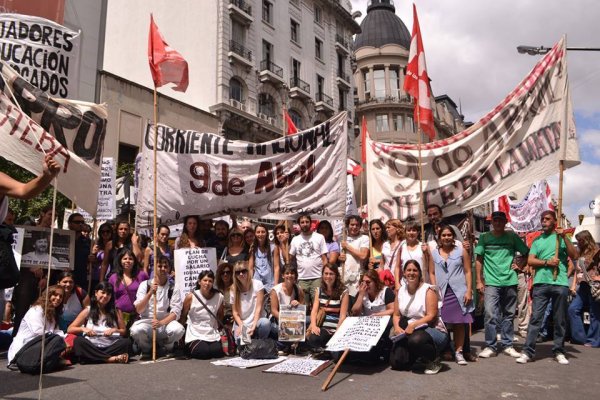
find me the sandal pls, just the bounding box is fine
[114,353,129,364]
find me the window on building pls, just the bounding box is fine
[231,20,245,44]
[229,78,243,102]
[292,58,301,79]
[393,114,403,131]
[315,38,323,60]
[389,67,400,98]
[314,5,322,24]
[363,70,371,99]
[291,19,299,43]
[316,75,324,97]
[258,93,276,117]
[262,0,273,24]
[288,109,303,130]
[262,40,272,64]
[376,114,389,132]
[406,115,414,132]
[338,88,347,111]
[374,68,386,99]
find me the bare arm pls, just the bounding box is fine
[0,155,59,200]
[67,307,91,335]
[337,291,349,328]
[270,289,280,321]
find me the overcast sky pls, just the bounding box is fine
[350,0,600,226]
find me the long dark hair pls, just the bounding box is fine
[96,222,113,249]
[370,219,387,243]
[320,264,345,300]
[114,248,141,287]
[112,221,132,248]
[179,215,201,248]
[317,220,335,243]
[89,282,118,327]
[216,262,234,291]
[250,223,272,268]
[195,270,218,297]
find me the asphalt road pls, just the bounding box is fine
[1,329,598,400]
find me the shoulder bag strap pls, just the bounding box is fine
[191,290,223,329]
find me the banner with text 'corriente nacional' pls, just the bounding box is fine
[367,37,579,221]
[135,112,348,228]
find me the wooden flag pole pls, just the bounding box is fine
[321,348,350,391]
[553,160,565,281]
[341,225,347,282]
[282,104,286,137]
[152,87,159,361]
[416,108,426,244]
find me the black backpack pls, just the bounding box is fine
[8,333,66,374]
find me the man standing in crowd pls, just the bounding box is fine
[339,215,369,297]
[68,212,92,289]
[131,256,184,358]
[476,211,529,358]
[214,220,230,258]
[289,213,328,308]
[424,204,464,242]
[517,210,578,365]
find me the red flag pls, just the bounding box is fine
[347,158,363,176]
[284,109,298,135]
[148,14,189,92]
[403,4,435,140]
[497,195,512,223]
[361,115,368,164]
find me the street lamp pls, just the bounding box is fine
[517,45,600,55]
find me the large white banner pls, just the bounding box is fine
[496,180,554,233]
[0,62,107,214]
[136,113,347,228]
[0,14,81,99]
[367,38,579,221]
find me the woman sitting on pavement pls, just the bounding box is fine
[108,248,149,332]
[390,260,448,374]
[270,265,305,349]
[431,225,474,365]
[7,285,66,367]
[181,270,225,359]
[57,271,90,332]
[68,282,130,364]
[306,264,349,351]
[231,261,271,342]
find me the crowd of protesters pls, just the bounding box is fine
[1,192,599,374]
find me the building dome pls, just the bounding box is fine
[354,0,411,50]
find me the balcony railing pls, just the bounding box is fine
[357,94,412,106]
[229,40,252,61]
[290,77,310,94]
[260,60,283,78]
[316,92,333,107]
[337,69,350,83]
[335,34,348,49]
[230,0,252,15]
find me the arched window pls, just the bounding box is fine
[258,93,276,118]
[288,109,303,130]
[229,78,244,102]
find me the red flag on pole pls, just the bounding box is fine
[284,109,298,135]
[497,195,513,223]
[403,4,435,140]
[347,158,363,177]
[361,115,368,164]
[148,14,189,92]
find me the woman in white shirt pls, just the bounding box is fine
[68,282,129,364]
[181,270,224,359]
[7,285,66,366]
[231,261,270,342]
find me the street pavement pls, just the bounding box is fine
[1,329,598,400]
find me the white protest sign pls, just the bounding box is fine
[174,247,217,298]
[211,356,287,369]
[264,358,331,376]
[135,113,347,228]
[326,315,390,352]
[0,14,81,98]
[367,38,579,221]
[96,157,116,219]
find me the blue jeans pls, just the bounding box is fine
[539,302,553,338]
[569,283,600,347]
[234,317,271,344]
[523,284,569,357]
[484,285,517,351]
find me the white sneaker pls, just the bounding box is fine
[503,347,521,358]
[455,351,468,366]
[478,347,497,358]
[555,353,569,365]
[424,358,442,375]
[516,353,531,364]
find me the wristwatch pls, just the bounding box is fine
[543,260,547,267]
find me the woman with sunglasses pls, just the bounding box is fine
[216,262,235,326]
[231,261,270,341]
[431,225,473,366]
[142,224,173,278]
[221,228,248,265]
[68,282,130,364]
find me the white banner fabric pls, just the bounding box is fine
[0,14,81,98]
[136,113,347,228]
[0,63,107,214]
[367,37,579,221]
[496,180,554,233]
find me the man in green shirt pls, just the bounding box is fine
[475,211,529,358]
[516,210,578,365]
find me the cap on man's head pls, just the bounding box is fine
[491,211,507,220]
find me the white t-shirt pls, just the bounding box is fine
[381,241,401,271]
[343,234,369,296]
[185,290,223,343]
[231,279,266,326]
[290,232,328,280]
[271,282,300,307]
[134,279,183,320]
